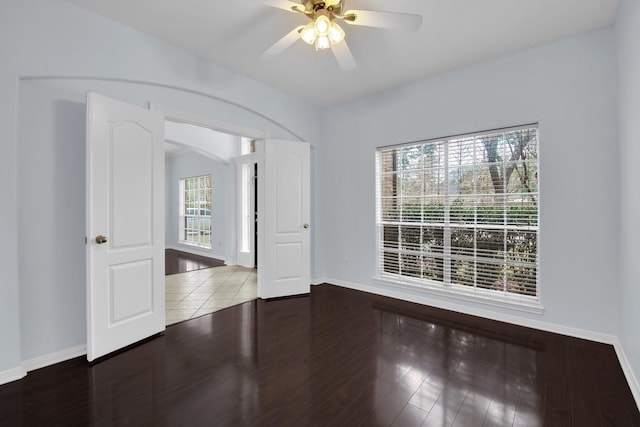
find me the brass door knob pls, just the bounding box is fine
[95,235,108,244]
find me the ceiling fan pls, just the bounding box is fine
[256,0,422,71]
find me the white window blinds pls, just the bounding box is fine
[376,125,539,301]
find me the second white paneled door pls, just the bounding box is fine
[259,139,311,299]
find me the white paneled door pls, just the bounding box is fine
[259,139,311,299]
[86,93,165,362]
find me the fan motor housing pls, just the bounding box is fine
[302,0,343,15]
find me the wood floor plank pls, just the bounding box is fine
[165,248,224,275]
[0,284,638,426]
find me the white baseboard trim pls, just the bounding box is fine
[0,345,87,386]
[22,345,86,374]
[612,338,640,412]
[326,277,617,344]
[324,277,640,409]
[0,366,27,386]
[311,277,329,286]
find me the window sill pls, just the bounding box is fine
[372,275,544,315]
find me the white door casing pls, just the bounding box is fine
[234,153,258,269]
[258,139,311,299]
[86,92,165,362]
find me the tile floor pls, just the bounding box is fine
[165,265,257,325]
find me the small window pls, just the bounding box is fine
[179,175,212,248]
[376,125,539,310]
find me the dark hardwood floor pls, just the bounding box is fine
[1,284,638,426]
[165,248,224,275]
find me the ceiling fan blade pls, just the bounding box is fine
[253,0,304,13]
[331,41,357,71]
[342,9,422,31]
[260,26,303,59]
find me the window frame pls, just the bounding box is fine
[179,174,212,249]
[374,124,542,314]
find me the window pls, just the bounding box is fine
[179,175,212,248]
[376,125,539,309]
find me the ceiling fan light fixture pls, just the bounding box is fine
[300,10,343,49]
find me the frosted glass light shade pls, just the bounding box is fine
[314,15,330,36]
[300,22,317,45]
[315,35,330,50]
[328,22,345,45]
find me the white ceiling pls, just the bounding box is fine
[63,0,619,107]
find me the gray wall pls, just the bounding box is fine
[320,27,620,335]
[165,151,236,262]
[616,0,640,391]
[0,0,322,372]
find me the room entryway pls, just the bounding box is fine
[165,265,257,325]
[161,113,261,326]
[86,95,309,360]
